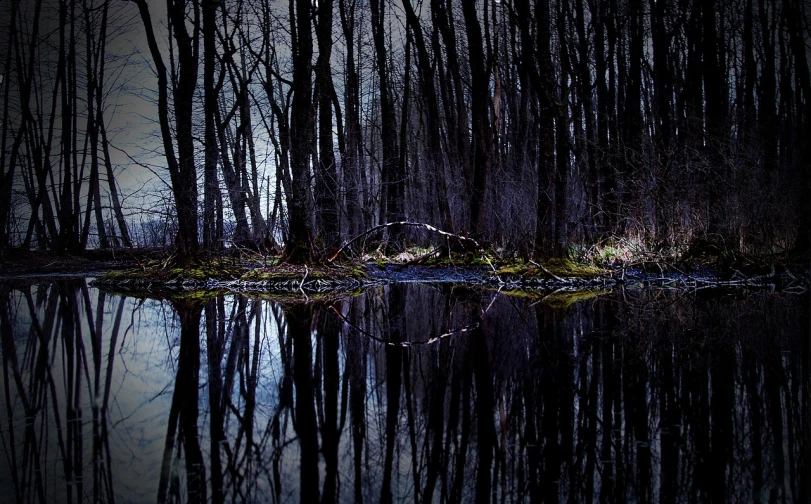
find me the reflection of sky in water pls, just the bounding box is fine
[0,292,179,501]
[0,283,808,503]
[110,298,177,499]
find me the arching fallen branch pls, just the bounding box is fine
[328,221,481,263]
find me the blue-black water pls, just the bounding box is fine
[0,280,807,503]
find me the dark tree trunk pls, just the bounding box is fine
[284,0,314,263]
[622,0,643,229]
[168,0,201,260]
[651,0,673,243]
[403,0,453,233]
[133,0,199,263]
[432,0,470,219]
[461,1,491,236]
[202,0,219,253]
[370,0,404,245]
[555,1,571,256]
[575,0,598,243]
[784,0,811,253]
[514,0,556,258]
[339,0,363,237]
[0,0,20,250]
[315,0,339,252]
[702,0,728,238]
[58,0,76,253]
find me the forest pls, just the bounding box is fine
[0,0,809,266]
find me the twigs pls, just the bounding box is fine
[528,259,568,283]
[328,221,481,263]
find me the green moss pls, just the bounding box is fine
[545,258,606,277]
[492,260,528,276]
[239,262,367,283]
[99,258,247,283]
[493,258,606,279]
[417,251,493,267]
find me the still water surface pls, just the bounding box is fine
[0,280,807,503]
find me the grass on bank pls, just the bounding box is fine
[94,233,804,285]
[99,254,369,284]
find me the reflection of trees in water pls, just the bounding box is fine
[0,284,807,502]
[0,280,124,503]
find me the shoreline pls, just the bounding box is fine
[0,248,807,297]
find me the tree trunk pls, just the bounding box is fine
[339,0,362,238]
[403,0,453,233]
[284,0,314,263]
[133,0,199,263]
[202,0,220,253]
[461,0,491,236]
[315,0,339,252]
[370,0,404,245]
[650,0,673,243]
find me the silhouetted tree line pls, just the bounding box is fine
[1,0,809,262]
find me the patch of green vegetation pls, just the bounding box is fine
[239,262,368,283]
[545,258,606,277]
[350,265,369,278]
[492,258,607,278]
[99,253,374,285]
[417,251,490,267]
[99,258,248,283]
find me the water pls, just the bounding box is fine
[0,280,807,503]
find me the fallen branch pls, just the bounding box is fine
[528,259,568,283]
[328,221,481,263]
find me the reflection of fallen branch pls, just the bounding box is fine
[328,305,478,347]
[329,221,481,263]
[482,286,502,315]
[328,285,504,346]
[298,266,309,301]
